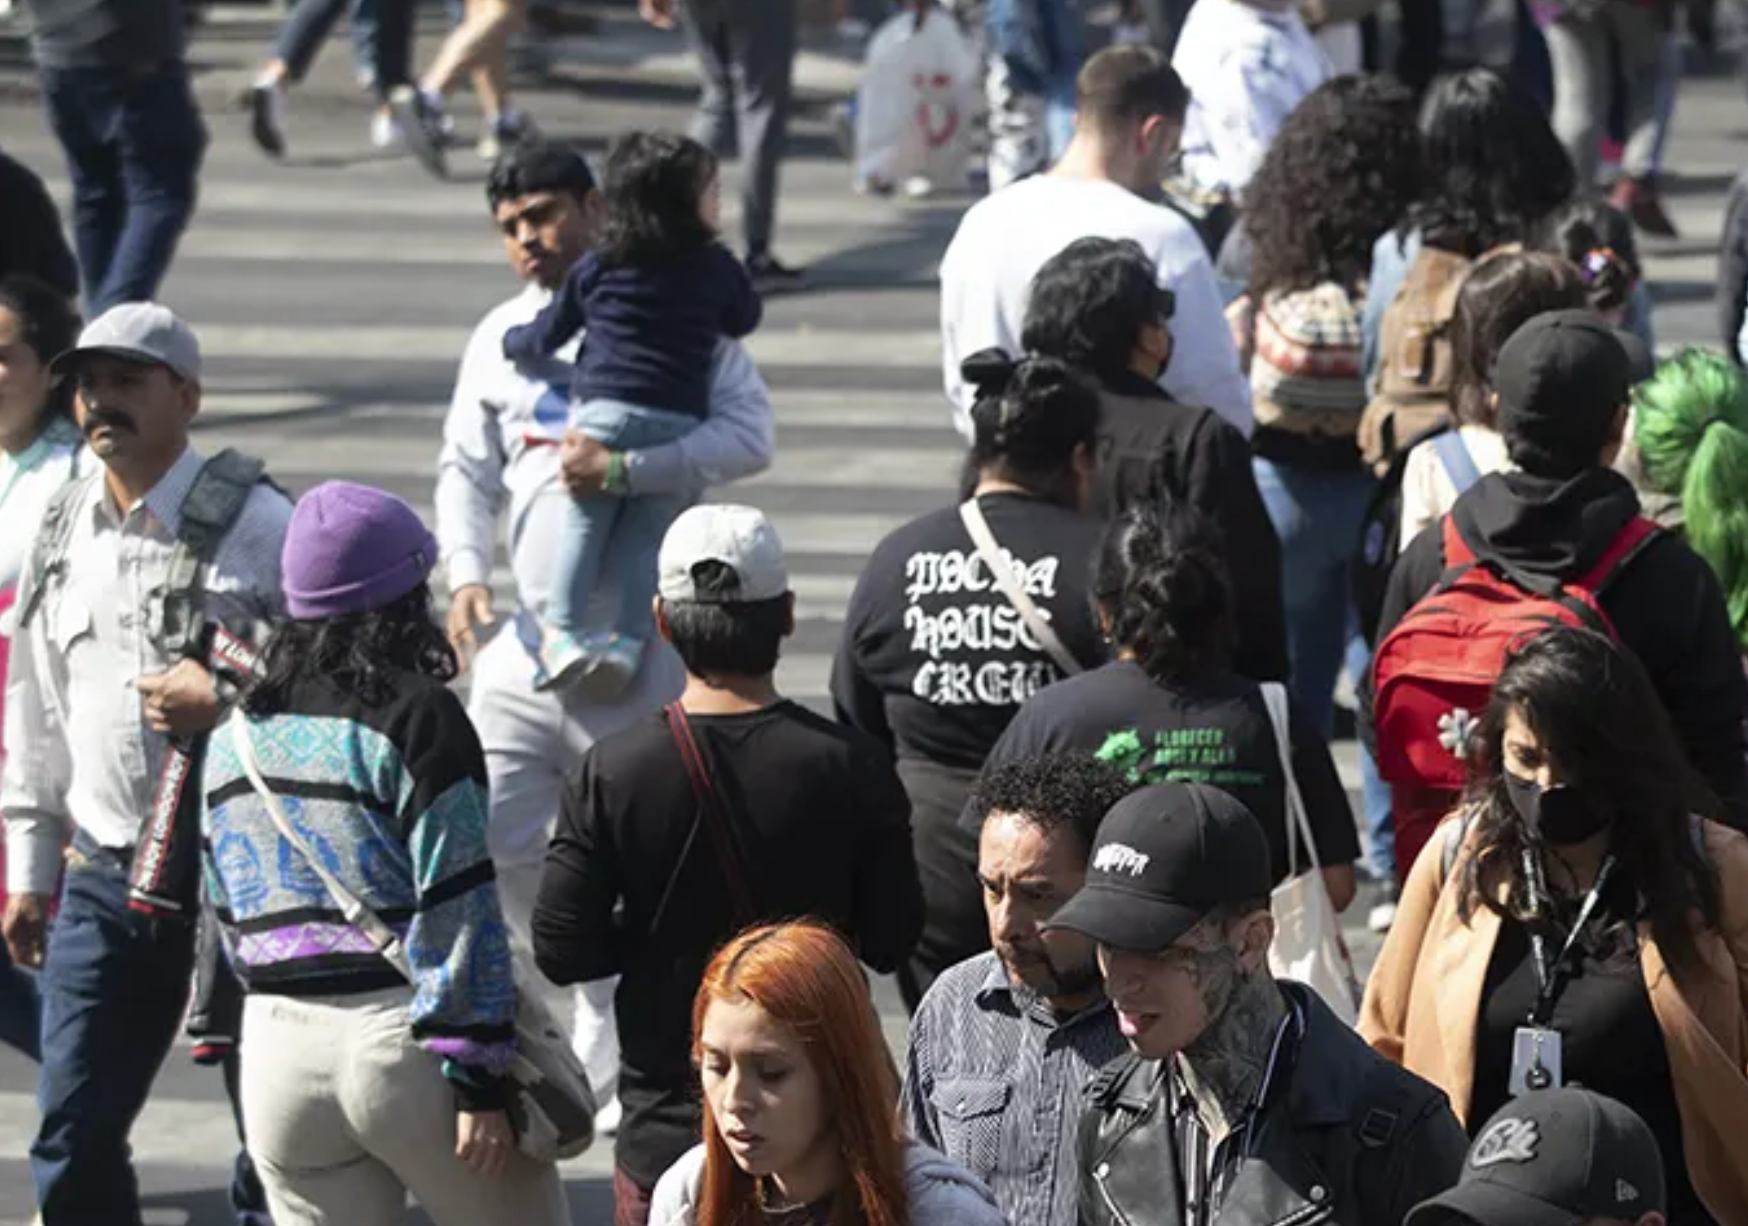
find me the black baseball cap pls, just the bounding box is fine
[1044,782,1273,952]
[1406,1089,1665,1226]
[1493,311,1651,470]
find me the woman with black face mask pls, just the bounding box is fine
[1361,626,1748,1225]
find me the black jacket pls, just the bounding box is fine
[1093,371,1289,684]
[1078,985,1468,1226]
[1719,165,1748,366]
[1370,468,1748,821]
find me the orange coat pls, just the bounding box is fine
[1359,817,1748,1226]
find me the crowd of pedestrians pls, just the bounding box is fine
[9,0,1748,1221]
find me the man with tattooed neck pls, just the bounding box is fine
[1052,782,1466,1226]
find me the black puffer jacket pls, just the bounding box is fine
[1078,985,1467,1226]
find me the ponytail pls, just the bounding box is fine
[1093,504,1233,683]
[1634,350,1748,650]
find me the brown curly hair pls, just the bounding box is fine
[1244,75,1422,299]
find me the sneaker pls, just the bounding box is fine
[478,109,539,161]
[389,85,448,178]
[746,252,806,294]
[369,110,403,151]
[576,632,643,697]
[1367,880,1400,934]
[248,82,288,159]
[1610,174,1678,239]
[533,626,591,693]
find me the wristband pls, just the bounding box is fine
[605,450,629,494]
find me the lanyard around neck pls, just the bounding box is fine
[1521,848,1618,1028]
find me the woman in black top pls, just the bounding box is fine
[1363,627,1748,1224]
[831,355,1107,1009]
[978,503,1359,910]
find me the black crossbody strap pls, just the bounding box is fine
[666,702,760,926]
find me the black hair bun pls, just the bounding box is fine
[961,348,1019,400]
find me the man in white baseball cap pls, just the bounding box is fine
[531,503,924,1225]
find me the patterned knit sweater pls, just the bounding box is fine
[200,671,516,1091]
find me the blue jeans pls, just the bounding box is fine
[0,938,41,1061]
[38,62,207,314]
[550,400,698,638]
[34,837,198,1222]
[1254,458,1396,877]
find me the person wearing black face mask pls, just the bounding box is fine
[1361,626,1748,1225]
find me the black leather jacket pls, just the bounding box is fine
[1078,985,1468,1226]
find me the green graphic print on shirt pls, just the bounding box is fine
[1095,725,1267,791]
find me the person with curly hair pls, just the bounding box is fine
[1225,75,1418,901]
[1361,68,1576,385]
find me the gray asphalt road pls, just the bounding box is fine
[0,6,1742,1221]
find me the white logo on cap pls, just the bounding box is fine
[1616,1180,1639,1204]
[1093,843,1150,877]
[1470,1118,1539,1168]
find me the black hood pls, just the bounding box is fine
[1451,467,1643,580]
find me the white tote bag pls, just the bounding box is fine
[1260,684,1361,1025]
[853,5,979,190]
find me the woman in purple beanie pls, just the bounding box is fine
[198,481,570,1226]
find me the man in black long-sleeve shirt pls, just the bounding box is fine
[21,0,207,312]
[533,504,923,1226]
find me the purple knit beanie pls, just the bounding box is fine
[282,481,438,620]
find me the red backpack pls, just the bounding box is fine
[1370,514,1661,879]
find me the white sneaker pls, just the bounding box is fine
[369,110,403,150]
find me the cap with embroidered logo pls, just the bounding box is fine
[1406,1089,1665,1226]
[1044,781,1274,952]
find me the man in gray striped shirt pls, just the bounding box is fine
[901,755,1133,1226]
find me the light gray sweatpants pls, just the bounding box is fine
[1545,0,1663,185]
[239,989,570,1226]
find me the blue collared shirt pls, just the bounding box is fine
[901,950,1130,1226]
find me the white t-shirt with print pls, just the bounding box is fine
[1172,0,1331,200]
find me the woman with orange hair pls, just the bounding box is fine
[649,922,1009,1226]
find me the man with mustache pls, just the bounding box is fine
[1,302,291,1226]
[900,754,1132,1226]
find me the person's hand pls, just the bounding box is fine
[560,430,612,498]
[447,584,497,666]
[457,1109,515,1178]
[134,659,220,736]
[3,893,49,969]
[639,0,678,29]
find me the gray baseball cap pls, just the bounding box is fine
[50,302,202,383]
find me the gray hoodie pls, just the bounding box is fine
[649,1141,1009,1226]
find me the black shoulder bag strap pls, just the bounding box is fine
[664,702,760,928]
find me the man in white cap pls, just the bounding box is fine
[0,302,290,1225]
[531,504,923,1226]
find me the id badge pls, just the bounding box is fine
[1509,1026,1563,1095]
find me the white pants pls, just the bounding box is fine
[466,619,686,1105]
[239,990,571,1226]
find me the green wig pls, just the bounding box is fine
[1633,349,1748,651]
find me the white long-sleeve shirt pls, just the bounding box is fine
[434,282,776,619]
[939,175,1252,440]
[2,447,293,895]
[1172,0,1330,200]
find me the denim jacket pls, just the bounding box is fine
[987,0,1083,96]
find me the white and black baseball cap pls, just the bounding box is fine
[1407,1089,1665,1226]
[50,302,202,383]
[658,504,790,605]
[1044,782,1274,952]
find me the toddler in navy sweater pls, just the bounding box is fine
[503,131,762,690]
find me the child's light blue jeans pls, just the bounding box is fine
[549,398,699,641]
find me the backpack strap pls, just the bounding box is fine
[1430,430,1483,494]
[158,449,267,659]
[14,469,99,633]
[1572,517,1661,597]
[1438,514,1476,571]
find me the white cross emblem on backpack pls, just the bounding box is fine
[1437,708,1477,757]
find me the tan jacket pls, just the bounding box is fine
[1360,817,1748,1226]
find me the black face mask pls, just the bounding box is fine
[1503,772,1610,846]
